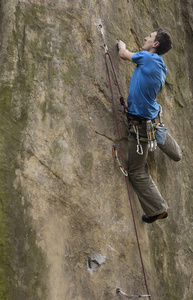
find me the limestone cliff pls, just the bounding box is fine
[0,0,193,299]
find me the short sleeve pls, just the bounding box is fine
[132,51,151,66]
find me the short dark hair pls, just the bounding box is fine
[154,28,172,55]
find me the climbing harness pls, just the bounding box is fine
[127,107,167,153]
[128,114,157,153]
[98,22,152,300]
[127,115,147,154]
[112,145,128,176]
[116,288,151,298]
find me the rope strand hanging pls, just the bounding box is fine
[99,23,151,299]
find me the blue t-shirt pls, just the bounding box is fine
[127,51,167,119]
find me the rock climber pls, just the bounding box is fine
[118,28,182,223]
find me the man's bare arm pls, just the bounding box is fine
[118,40,135,61]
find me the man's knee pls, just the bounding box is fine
[159,132,182,162]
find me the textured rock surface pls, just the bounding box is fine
[0,0,193,299]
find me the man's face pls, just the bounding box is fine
[142,31,157,52]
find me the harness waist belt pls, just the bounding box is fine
[127,113,147,122]
[127,113,157,123]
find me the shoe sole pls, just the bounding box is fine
[142,211,168,223]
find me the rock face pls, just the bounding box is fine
[0,0,193,299]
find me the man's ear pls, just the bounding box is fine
[153,41,160,48]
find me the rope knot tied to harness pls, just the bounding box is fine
[119,96,128,116]
[120,96,126,106]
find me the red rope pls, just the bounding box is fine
[105,52,152,300]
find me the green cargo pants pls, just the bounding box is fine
[128,123,182,217]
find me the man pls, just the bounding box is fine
[118,29,182,223]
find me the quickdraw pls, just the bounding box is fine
[116,288,151,298]
[112,146,128,176]
[133,125,143,155]
[97,22,108,53]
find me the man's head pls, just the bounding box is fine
[142,28,172,55]
[154,28,172,55]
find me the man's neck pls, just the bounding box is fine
[149,48,157,54]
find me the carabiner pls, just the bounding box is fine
[137,144,143,155]
[112,145,128,176]
[119,166,128,177]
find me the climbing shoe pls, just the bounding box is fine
[142,211,168,224]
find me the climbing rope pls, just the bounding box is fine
[101,29,151,299]
[105,50,152,300]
